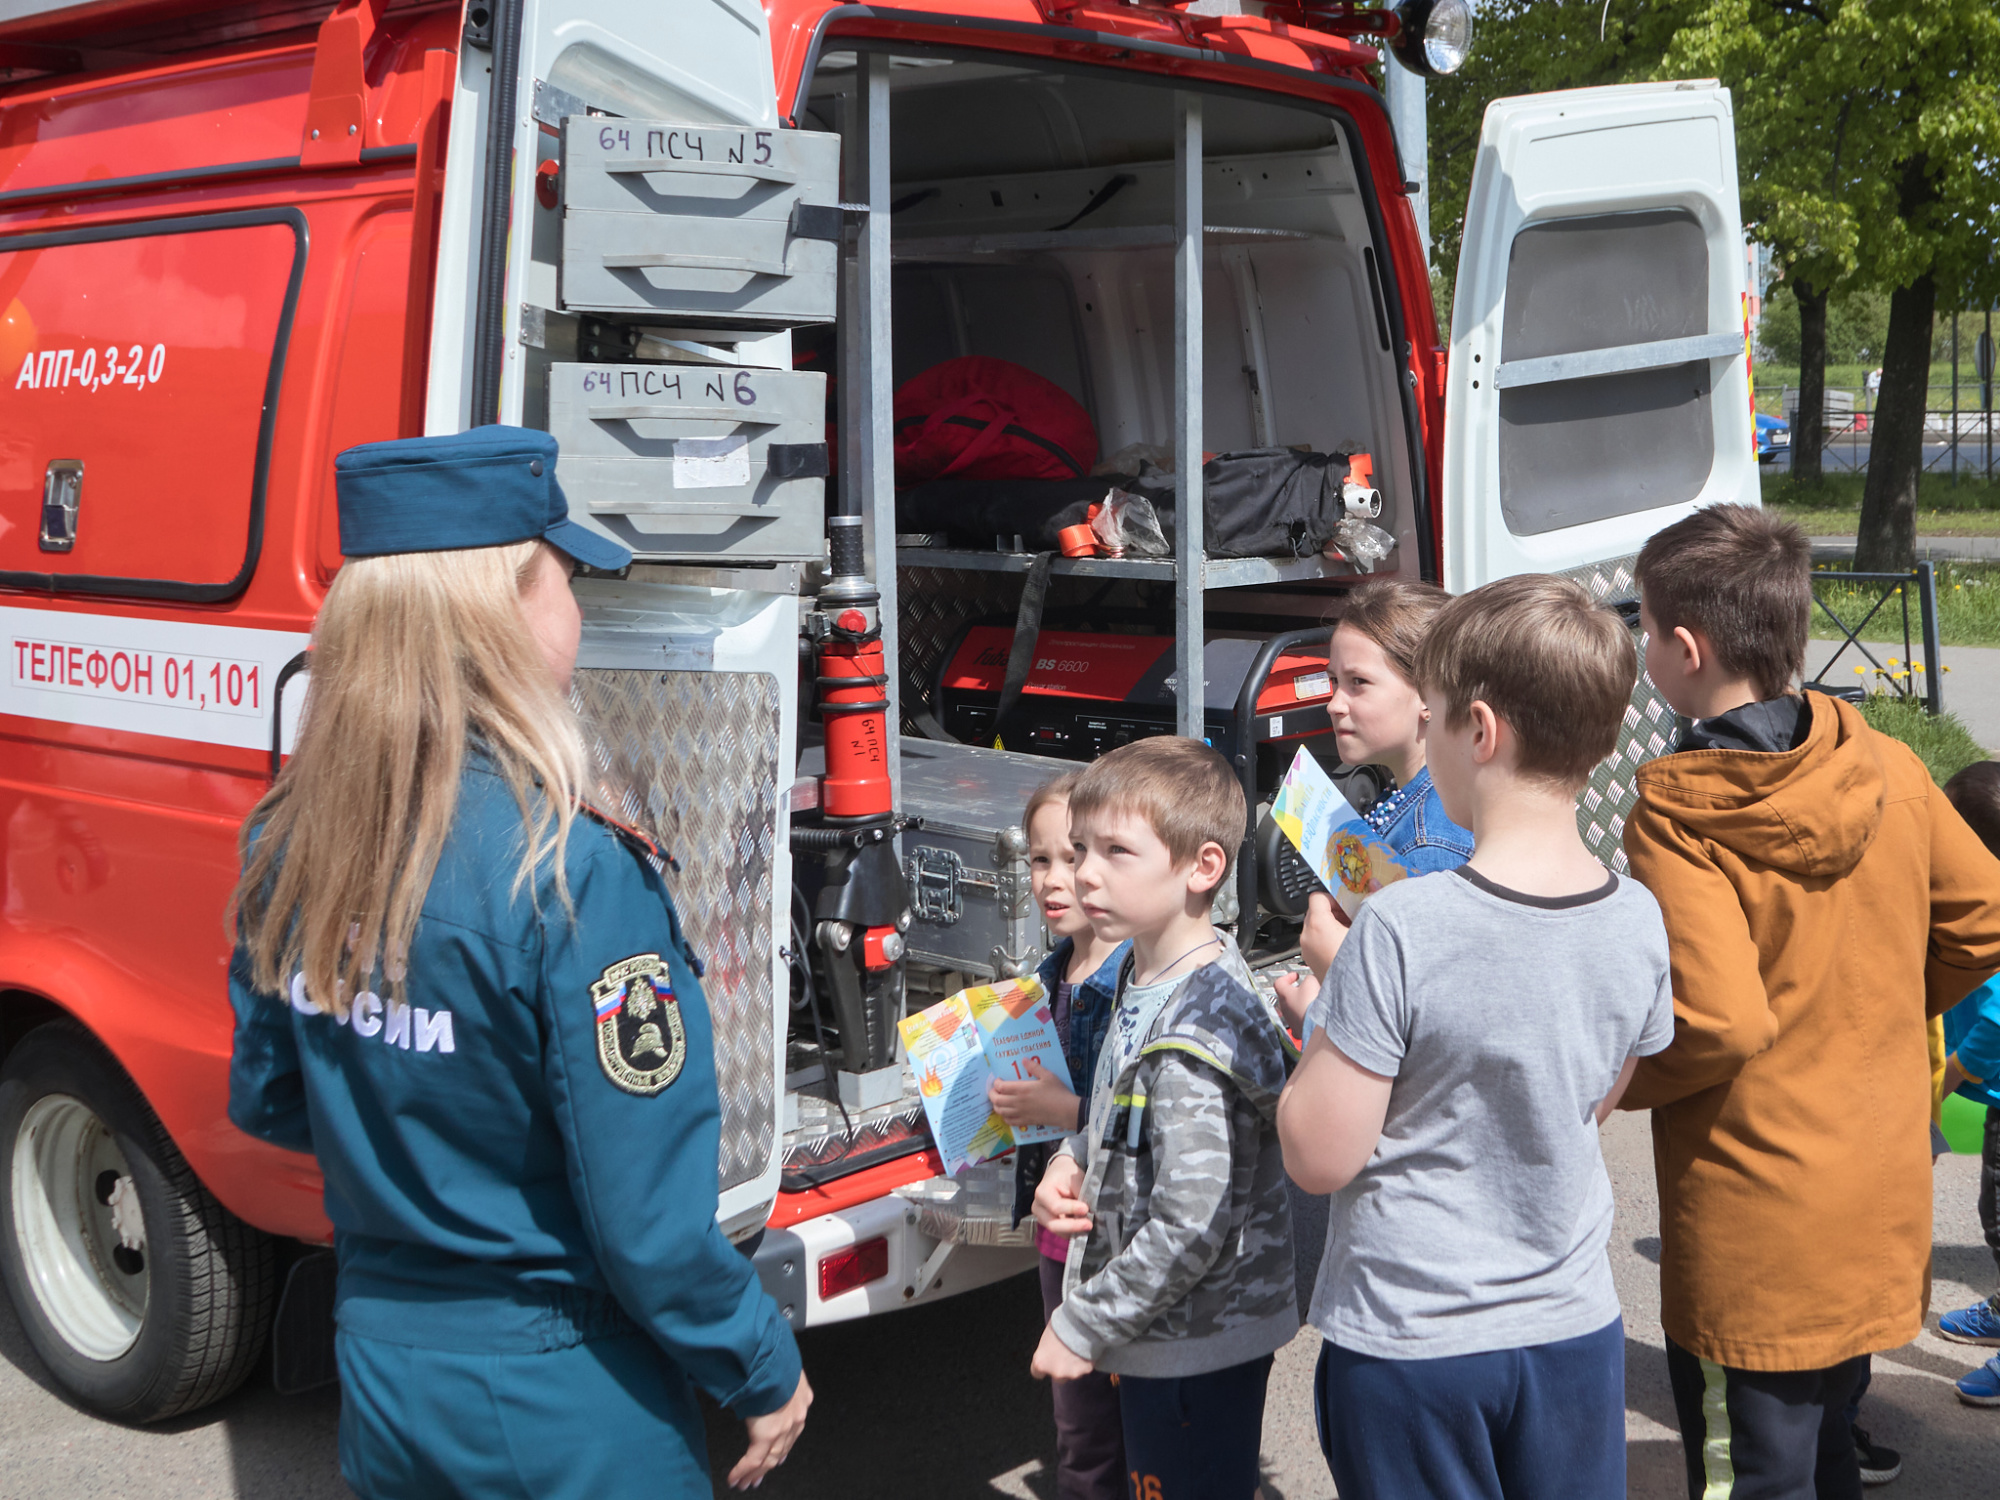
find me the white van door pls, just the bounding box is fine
[1439,81,1755,594]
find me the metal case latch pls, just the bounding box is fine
[40,460,81,552]
[905,845,966,925]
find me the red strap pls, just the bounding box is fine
[899,393,1020,478]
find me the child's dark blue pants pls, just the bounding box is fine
[1315,1316,1625,1500]
[1117,1352,1274,1500]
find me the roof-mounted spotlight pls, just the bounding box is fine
[1389,0,1473,77]
[1277,0,1473,78]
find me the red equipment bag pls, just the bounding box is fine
[892,356,1098,484]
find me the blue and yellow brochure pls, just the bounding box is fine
[898,976,1069,1176]
[1271,745,1410,918]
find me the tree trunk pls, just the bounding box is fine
[1855,272,1937,572]
[1793,281,1828,483]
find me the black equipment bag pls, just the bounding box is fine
[898,448,1351,560]
[1131,447,1352,559]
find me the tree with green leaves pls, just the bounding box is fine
[1426,2,1682,299]
[1673,1,2000,563]
[1662,2,1869,484]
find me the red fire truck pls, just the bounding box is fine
[0,0,1753,1422]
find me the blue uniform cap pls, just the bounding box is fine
[335,426,633,572]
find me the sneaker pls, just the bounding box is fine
[1937,1299,2000,1346]
[1958,1356,2000,1408]
[1851,1426,1901,1485]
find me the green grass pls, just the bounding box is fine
[1767,470,2000,538]
[1854,695,1990,784]
[1811,560,2000,649]
[1765,471,2000,515]
[1752,363,1992,415]
[1778,509,2000,537]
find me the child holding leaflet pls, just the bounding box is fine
[1270,578,1472,1319]
[989,772,1128,1500]
[1279,575,1674,1500]
[1031,738,1297,1500]
[1273,578,1473,1028]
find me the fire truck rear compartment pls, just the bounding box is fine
[775,54,1408,1185]
[801,50,1419,568]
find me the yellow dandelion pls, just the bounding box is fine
[1888,657,1901,667]
[1854,665,1867,675]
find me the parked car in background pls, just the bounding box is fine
[1758,411,1792,462]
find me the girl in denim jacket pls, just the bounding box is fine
[1273,579,1473,1320]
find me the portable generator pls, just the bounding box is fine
[934,623,1339,802]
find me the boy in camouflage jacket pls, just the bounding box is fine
[1031,738,1298,1498]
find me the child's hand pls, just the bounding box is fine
[1033,1154,1093,1238]
[1273,970,1319,1032]
[1030,1322,1095,1381]
[1299,891,1351,981]
[989,1059,1081,1131]
[1943,1054,1969,1100]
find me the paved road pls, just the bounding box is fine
[1799,441,1999,475]
[4,1112,1995,1497]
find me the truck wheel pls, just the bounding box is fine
[0,1020,275,1422]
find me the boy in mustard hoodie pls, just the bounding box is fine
[1624,503,2000,1499]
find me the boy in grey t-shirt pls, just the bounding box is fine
[1277,576,1674,1500]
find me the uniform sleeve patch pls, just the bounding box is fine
[590,954,686,1096]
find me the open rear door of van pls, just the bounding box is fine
[1439,82,1755,594]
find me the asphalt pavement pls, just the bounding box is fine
[4,1110,1995,1498]
[1801,441,1999,475]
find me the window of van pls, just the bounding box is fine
[0,210,306,600]
[1496,208,1714,535]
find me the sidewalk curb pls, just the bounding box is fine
[1809,535,2000,563]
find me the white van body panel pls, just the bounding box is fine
[1442,81,1755,594]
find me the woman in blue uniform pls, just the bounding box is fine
[228,427,809,1497]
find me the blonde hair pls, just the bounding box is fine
[231,540,588,1015]
[1413,574,1636,789]
[1068,737,1244,879]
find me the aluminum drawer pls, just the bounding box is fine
[561,120,839,326]
[549,362,828,562]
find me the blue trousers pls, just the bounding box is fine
[1315,1317,1626,1500]
[336,1329,710,1499]
[1118,1353,1274,1500]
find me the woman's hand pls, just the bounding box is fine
[1032,1153,1093,1238]
[1030,1322,1095,1381]
[1299,891,1352,982]
[989,1059,1080,1130]
[728,1371,813,1489]
[1273,970,1319,1032]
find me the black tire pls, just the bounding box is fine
[0,1019,276,1422]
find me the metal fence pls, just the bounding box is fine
[1779,384,1997,477]
[1803,561,1943,716]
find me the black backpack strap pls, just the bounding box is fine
[992,549,1056,746]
